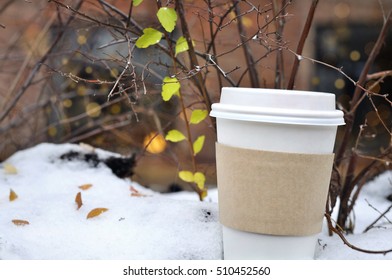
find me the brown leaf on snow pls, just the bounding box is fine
[86,208,108,219]
[12,219,30,226]
[130,186,148,197]
[9,189,18,201]
[78,184,93,190]
[3,163,18,174]
[75,192,83,210]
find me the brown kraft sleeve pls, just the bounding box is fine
[216,142,335,236]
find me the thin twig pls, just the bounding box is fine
[107,35,135,101]
[49,0,134,34]
[272,0,288,89]
[287,0,319,89]
[215,1,291,59]
[366,199,392,223]
[206,1,239,53]
[97,0,143,31]
[125,0,133,28]
[325,213,392,255]
[367,94,391,134]
[364,203,392,233]
[351,11,392,110]
[233,1,259,88]
[333,11,392,230]
[0,0,85,123]
[0,9,56,113]
[207,0,222,89]
[367,70,392,80]
[378,0,387,22]
[336,11,392,165]
[176,0,212,110]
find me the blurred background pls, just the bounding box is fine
[0,0,391,192]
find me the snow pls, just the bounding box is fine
[315,172,392,260]
[0,143,391,260]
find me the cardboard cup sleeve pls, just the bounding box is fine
[216,143,335,236]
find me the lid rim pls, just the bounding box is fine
[211,103,343,118]
[210,103,345,126]
[210,111,345,126]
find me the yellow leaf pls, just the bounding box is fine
[165,129,186,142]
[162,76,180,101]
[86,208,109,219]
[175,36,195,56]
[135,27,163,48]
[3,163,17,174]
[9,189,18,201]
[193,135,205,156]
[157,7,177,33]
[133,0,143,6]
[78,184,93,190]
[200,189,208,200]
[189,109,208,124]
[12,219,30,226]
[194,172,206,190]
[178,170,194,183]
[75,192,83,210]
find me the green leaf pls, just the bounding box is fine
[175,36,194,56]
[194,172,206,190]
[190,109,208,124]
[133,0,143,6]
[179,171,194,183]
[157,7,177,33]
[165,129,186,142]
[162,76,180,101]
[193,135,205,156]
[135,28,163,49]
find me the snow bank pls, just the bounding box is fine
[0,143,221,259]
[0,143,391,259]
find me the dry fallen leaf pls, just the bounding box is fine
[130,186,148,197]
[12,219,30,226]
[75,192,83,210]
[9,189,18,201]
[78,184,93,190]
[86,208,108,219]
[3,163,18,174]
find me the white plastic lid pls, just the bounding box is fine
[210,87,345,126]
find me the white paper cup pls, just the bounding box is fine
[210,87,345,259]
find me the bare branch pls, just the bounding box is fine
[215,1,291,59]
[272,0,288,89]
[233,1,259,88]
[367,70,392,80]
[336,11,392,163]
[287,0,319,90]
[176,0,212,110]
[364,202,392,233]
[0,0,85,123]
[325,214,392,255]
[49,0,134,34]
